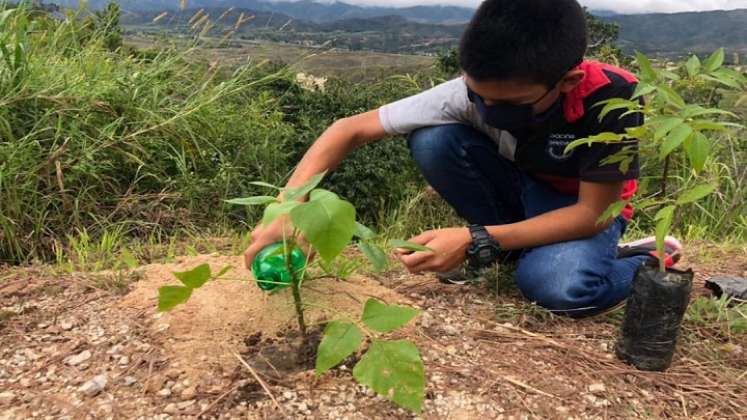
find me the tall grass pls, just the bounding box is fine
[0,5,295,263]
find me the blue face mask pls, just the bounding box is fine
[467,85,557,132]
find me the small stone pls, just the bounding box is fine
[66,350,92,366]
[123,376,137,386]
[79,374,107,396]
[180,386,197,400]
[106,344,123,355]
[157,388,172,397]
[298,402,308,411]
[177,400,195,410]
[118,356,130,366]
[165,369,182,380]
[19,378,32,387]
[588,383,606,393]
[442,325,459,336]
[0,391,16,404]
[164,403,178,414]
[60,320,74,331]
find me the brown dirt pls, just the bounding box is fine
[1,244,745,419]
[120,254,408,383]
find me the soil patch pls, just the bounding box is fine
[120,254,409,384]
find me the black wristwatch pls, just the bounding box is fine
[466,225,502,269]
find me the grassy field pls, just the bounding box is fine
[125,34,436,81]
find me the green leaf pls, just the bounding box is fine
[690,120,736,132]
[654,206,675,264]
[353,340,425,414]
[598,99,635,122]
[284,172,327,202]
[681,106,736,119]
[564,132,624,154]
[250,181,281,190]
[316,321,363,375]
[388,239,433,253]
[683,131,710,172]
[660,123,693,160]
[635,52,656,82]
[262,201,300,226]
[656,85,686,108]
[309,188,339,202]
[158,286,193,312]
[655,205,675,222]
[354,222,376,240]
[631,83,656,99]
[173,264,211,289]
[677,184,716,205]
[215,266,233,278]
[361,298,419,333]
[685,55,701,77]
[290,198,356,262]
[358,242,387,272]
[225,196,278,206]
[595,200,629,225]
[654,117,684,141]
[703,48,725,73]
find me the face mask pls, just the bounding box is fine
[467,85,556,132]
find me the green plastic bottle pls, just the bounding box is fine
[251,242,306,292]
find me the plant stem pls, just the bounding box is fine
[659,155,671,273]
[661,155,670,197]
[284,234,307,338]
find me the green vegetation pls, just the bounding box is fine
[0,4,426,264]
[1,4,746,269]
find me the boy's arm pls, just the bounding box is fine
[487,180,624,250]
[397,180,623,274]
[244,110,387,268]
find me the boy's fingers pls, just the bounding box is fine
[408,230,437,245]
[244,241,266,269]
[400,251,433,272]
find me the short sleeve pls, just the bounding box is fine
[379,78,471,135]
[578,85,643,182]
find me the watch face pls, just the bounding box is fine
[479,248,493,260]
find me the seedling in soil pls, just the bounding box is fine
[158,172,429,412]
[565,50,745,371]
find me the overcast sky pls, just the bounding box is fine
[316,0,747,14]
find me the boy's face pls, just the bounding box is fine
[464,69,584,115]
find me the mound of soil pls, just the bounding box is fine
[121,254,409,383]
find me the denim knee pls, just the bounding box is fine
[514,257,585,313]
[407,124,470,174]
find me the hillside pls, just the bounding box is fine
[121,5,747,57]
[55,0,476,24]
[606,9,747,55]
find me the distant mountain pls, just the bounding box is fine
[605,9,747,55]
[54,0,476,24]
[73,0,747,57]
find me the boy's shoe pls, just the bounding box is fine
[436,265,485,285]
[617,236,683,268]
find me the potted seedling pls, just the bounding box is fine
[158,172,431,413]
[565,49,745,370]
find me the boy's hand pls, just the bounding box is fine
[396,228,472,274]
[243,216,292,269]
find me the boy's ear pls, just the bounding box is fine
[558,69,585,93]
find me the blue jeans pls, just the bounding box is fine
[408,124,649,318]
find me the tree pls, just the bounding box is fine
[94,1,122,52]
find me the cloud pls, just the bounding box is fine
[316,0,747,14]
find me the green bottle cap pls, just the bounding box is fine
[251,242,306,291]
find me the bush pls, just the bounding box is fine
[0,7,432,263]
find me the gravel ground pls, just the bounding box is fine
[1,246,745,419]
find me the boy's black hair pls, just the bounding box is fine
[459,0,587,87]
